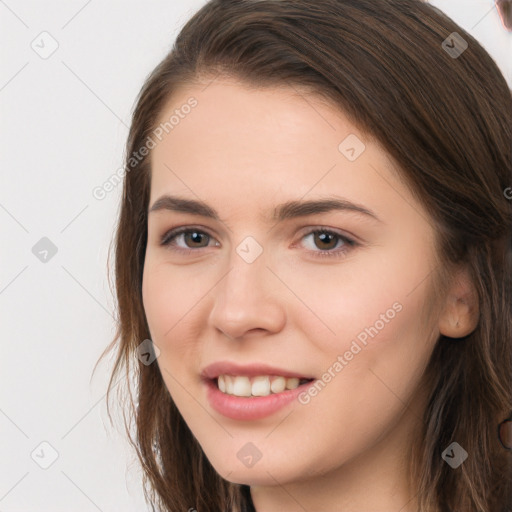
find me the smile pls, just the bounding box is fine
[201,361,317,420]
[217,374,313,397]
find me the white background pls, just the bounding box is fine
[0,1,510,511]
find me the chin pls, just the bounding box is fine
[222,468,292,487]
[208,453,308,487]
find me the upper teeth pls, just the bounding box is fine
[217,375,308,397]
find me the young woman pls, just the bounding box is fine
[102,1,512,510]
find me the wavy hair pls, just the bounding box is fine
[100,1,512,510]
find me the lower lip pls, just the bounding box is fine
[204,378,316,421]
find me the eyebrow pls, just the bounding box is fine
[148,195,382,223]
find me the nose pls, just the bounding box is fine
[207,248,287,340]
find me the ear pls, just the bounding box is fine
[438,266,480,338]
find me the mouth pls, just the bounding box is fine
[201,361,317,421]
[214,374,314,397]
[201,361,315,397]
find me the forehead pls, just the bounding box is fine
[151,79,380,173]
[148,79,422,227]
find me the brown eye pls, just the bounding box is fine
[300,228,356,259]
[161,228,216,250]
[313,231,339,250]
[182,231,210,248]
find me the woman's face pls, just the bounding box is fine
[142,78,443,495]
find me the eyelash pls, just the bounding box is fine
[159,226,357,259]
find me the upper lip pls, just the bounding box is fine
[201,361,315,380]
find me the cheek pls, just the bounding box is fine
[279,294,437,480]
[142,262,208,393]
[274,237,436,355]
[296,266,437,437]
[142,263,206,409]
[275,242,439,424]
[142,261,205,342]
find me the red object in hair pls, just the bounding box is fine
[496,0,512,31]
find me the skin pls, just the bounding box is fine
[142,77,479,512]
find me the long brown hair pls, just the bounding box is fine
[100,1,512,510]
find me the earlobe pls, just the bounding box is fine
[438,267,480,338]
